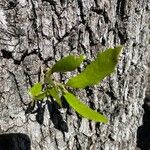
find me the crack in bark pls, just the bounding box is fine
[91,7,109,23]
[29,0,42,60]
[74,135,82,150]
[77,0,86,24]
[85,87,96,110]
[54,25,79,48]
[7,70,27,106]
[1,48,45,67]
[23,69,33,87]
[93,0,98,7]
[114,21,127,44]
[85,24,98,46]
[116,0,127,21]
[115,0,128,44]
[0,0,149,149]
[42,0,61,17]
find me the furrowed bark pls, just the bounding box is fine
[0,0,149,149]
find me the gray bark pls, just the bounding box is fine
[0,0,149,150]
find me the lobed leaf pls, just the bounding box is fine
[66,46,123,88]
[51,55,85,73]
[64,92,108,123]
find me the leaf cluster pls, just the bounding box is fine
[28,46,123,123]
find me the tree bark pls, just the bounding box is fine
[0,0,149,150]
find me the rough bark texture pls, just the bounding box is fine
[0,0,149,150]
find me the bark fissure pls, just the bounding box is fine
[8,70,27,106]
[0,0,149,149]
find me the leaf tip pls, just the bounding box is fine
[115,45,124,54]
[102,117,109,124]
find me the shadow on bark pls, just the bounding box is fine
[0,133,31,150]
[25,101,45,125]
[137,97,150,150]
[25,100,68,132]
[46,100,68,132]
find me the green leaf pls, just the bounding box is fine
[28,83,42,97]
[64,92,108,123]
[67,46,123,88]
[47,87,62,106]
[51,55,85,73]
[43,68,55,85]
[34,92,47,100]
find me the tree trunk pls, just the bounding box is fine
[0,0,149,150]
